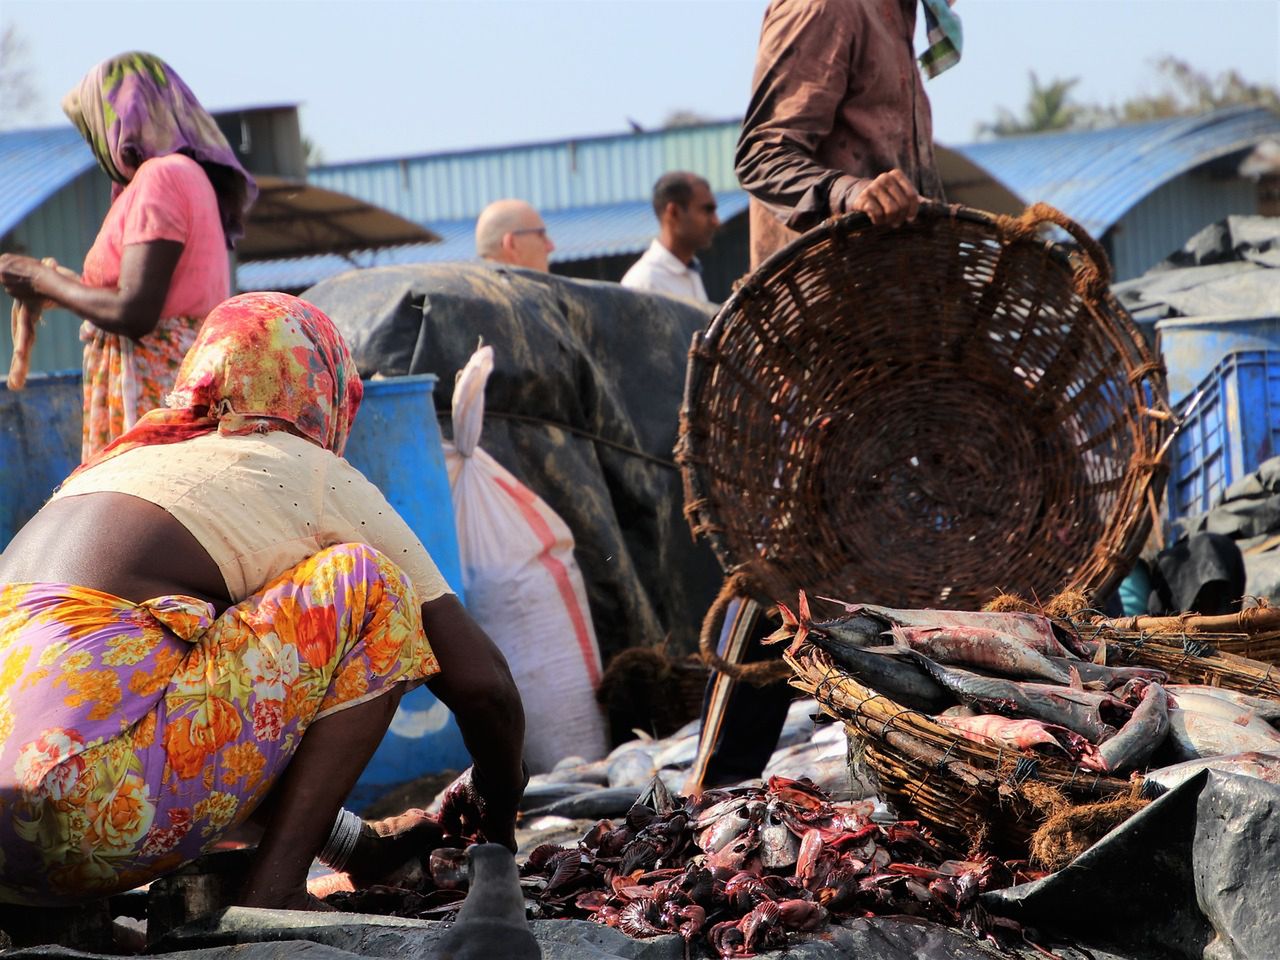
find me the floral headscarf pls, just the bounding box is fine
[62,52,258,246]
[75,293,364,476]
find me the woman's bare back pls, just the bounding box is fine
[0,492,231,612]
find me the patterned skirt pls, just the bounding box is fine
[0,543,438,905]
[80,315,202,462]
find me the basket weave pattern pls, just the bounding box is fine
[786,635,1280,854]
[678,203,1171,610]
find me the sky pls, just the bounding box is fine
[3,0,1278,164]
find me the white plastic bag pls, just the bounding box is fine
[443,345,608,773]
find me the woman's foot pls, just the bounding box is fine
[343,808,445,889]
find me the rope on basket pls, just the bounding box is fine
[698,572,792,685]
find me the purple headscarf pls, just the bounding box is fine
[62,52,258,247]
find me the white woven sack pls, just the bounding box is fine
[443,345,608,773]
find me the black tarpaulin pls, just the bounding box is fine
[301,262,724,674]
[982,769,1280,960]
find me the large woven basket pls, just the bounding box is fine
[678,202,1172,610]
[785,634,1280,856]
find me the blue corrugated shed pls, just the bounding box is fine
[953,106,1280,239]
[238,191,751,292]
[308,121,741,223]
[0,126,97,238]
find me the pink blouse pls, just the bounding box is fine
[81,153,231,320]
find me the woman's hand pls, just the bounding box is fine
[3,242,180,340]
[438,764,527,851]
[0,253,51,301]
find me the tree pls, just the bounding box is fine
[978,73,1086,138]
[662,109,715,129]
[978,58,1280,139]
[1106,56,1280,123]
[302,134,325,168]
[0,24,40,130]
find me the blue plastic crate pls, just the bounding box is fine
[1169,350,1280,523]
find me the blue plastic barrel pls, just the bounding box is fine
[1155,314,1280,404]
[342,374,473,805]
[0,371,83,548]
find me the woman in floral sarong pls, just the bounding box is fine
[0,52,257,460]
[0,292,526,908]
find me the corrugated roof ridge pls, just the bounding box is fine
[310,117,742,173]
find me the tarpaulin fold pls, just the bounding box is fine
[982,769,1280,960]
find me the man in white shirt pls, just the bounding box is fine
[475,199,556,272]
[620,172,720,303]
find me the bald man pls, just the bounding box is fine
[475,199,556,273]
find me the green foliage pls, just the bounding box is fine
[0,24,40,130]
[978,57,1280,139]
[979,73,1085,137]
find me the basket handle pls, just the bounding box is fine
[1011,202,1112,285]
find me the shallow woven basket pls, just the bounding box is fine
[1088,607,1280,666]
[785,636,1280,856]
[678,202,1172,610]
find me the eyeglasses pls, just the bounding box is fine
[509,227,548,239]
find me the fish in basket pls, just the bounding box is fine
[779,593,1280,859]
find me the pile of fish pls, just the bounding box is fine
[518,775,1038,957]
[517,696,867,823]
[776,593,1280,788]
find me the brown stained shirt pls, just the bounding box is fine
[736,0,944,266]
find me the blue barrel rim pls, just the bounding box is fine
[360,373,439,394]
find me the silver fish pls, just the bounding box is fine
[815,599,1077,659]
[914,658,1125,743]
[1166,685,1280,724]
[1096,682,1170,773]
[546,757,611,785]
[692,795,750,828]
[1046,657,1168,689]
[523,786,642,820]
[519,781,599,811]
[653,735,699,771]
[806,611,890,649]
[759,800,800,869]
[1165,705,1280,762]
[805,632,953,713]
[884,625,1074,685]
[607,746,658,788]
[698,803,756,853]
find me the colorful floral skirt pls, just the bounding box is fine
[80,315,202,462]
[0,543,438,905]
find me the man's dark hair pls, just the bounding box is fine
[652,171,706,218]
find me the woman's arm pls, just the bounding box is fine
[421,593,527,844]
[0,240,182,340]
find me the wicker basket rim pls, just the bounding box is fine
[704,202,1079,352]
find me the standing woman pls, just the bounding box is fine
[0,52,256,460]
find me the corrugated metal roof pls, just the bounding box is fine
[0,126,97,237]
[953,106,1280,237]
[308,121,741,223]
[309,108,1280,242]
[237,190,751,292]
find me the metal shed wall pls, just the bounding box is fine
[308,122,741,222]
[1109,169,1260,279]
[0,168,111,376]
